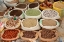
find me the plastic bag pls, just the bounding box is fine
[0,3,7,12]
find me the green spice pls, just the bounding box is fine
[26,9,41,16]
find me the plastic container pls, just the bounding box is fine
[40,19,60,29]
[41,9,60,19]
[21,19,40,31]
[25,9,41,19]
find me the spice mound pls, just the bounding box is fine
[22,18,37,28]
[42,19,56,26]
[6,19,19,28]
[26,9,41,16]
[10,10,22,16]
[16,4,26,9]
[29,3,38,8]
[2,29,19,39]
[23,31,36,38]
[43,9,58,18]
[41,29,56,39]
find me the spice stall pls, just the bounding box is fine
[0,0,64,42]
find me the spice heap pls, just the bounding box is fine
[42,19,56,26]
[43,9,58,18]
[23,31,36,38]
[22,18,37,28]
[10,10,22,16]
[2,29,19,39]
[29,3,38,8]
[41,29,56,39]
[26,9,41,16]
[6,18,19,28]
[16,4,26,9]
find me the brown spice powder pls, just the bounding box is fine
[10,10,22,16]
[16,4,26,9]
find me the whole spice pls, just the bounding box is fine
[43,9,58,18]
[10,10,22,16]
[6,18,19,28]
[16,4,26,9]
[2,29,19,39]
[22,18,37,28]
[41,29,56,39]
[29,3,38,8]
[23,31,36,38]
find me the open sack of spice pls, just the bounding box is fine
[8,9,24,19]
[21,18,40,31]
[20,31,38,42]
[38,29,58,42]
[5,17,21,29]
[25,9,41,19]
[41,9,60,19]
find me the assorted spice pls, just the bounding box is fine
[42,19,57,26]
[0,0,62,42]
[10,10,22,16]
[26,9,41,16]
[22,31,36,38]
[22,18,37,28]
